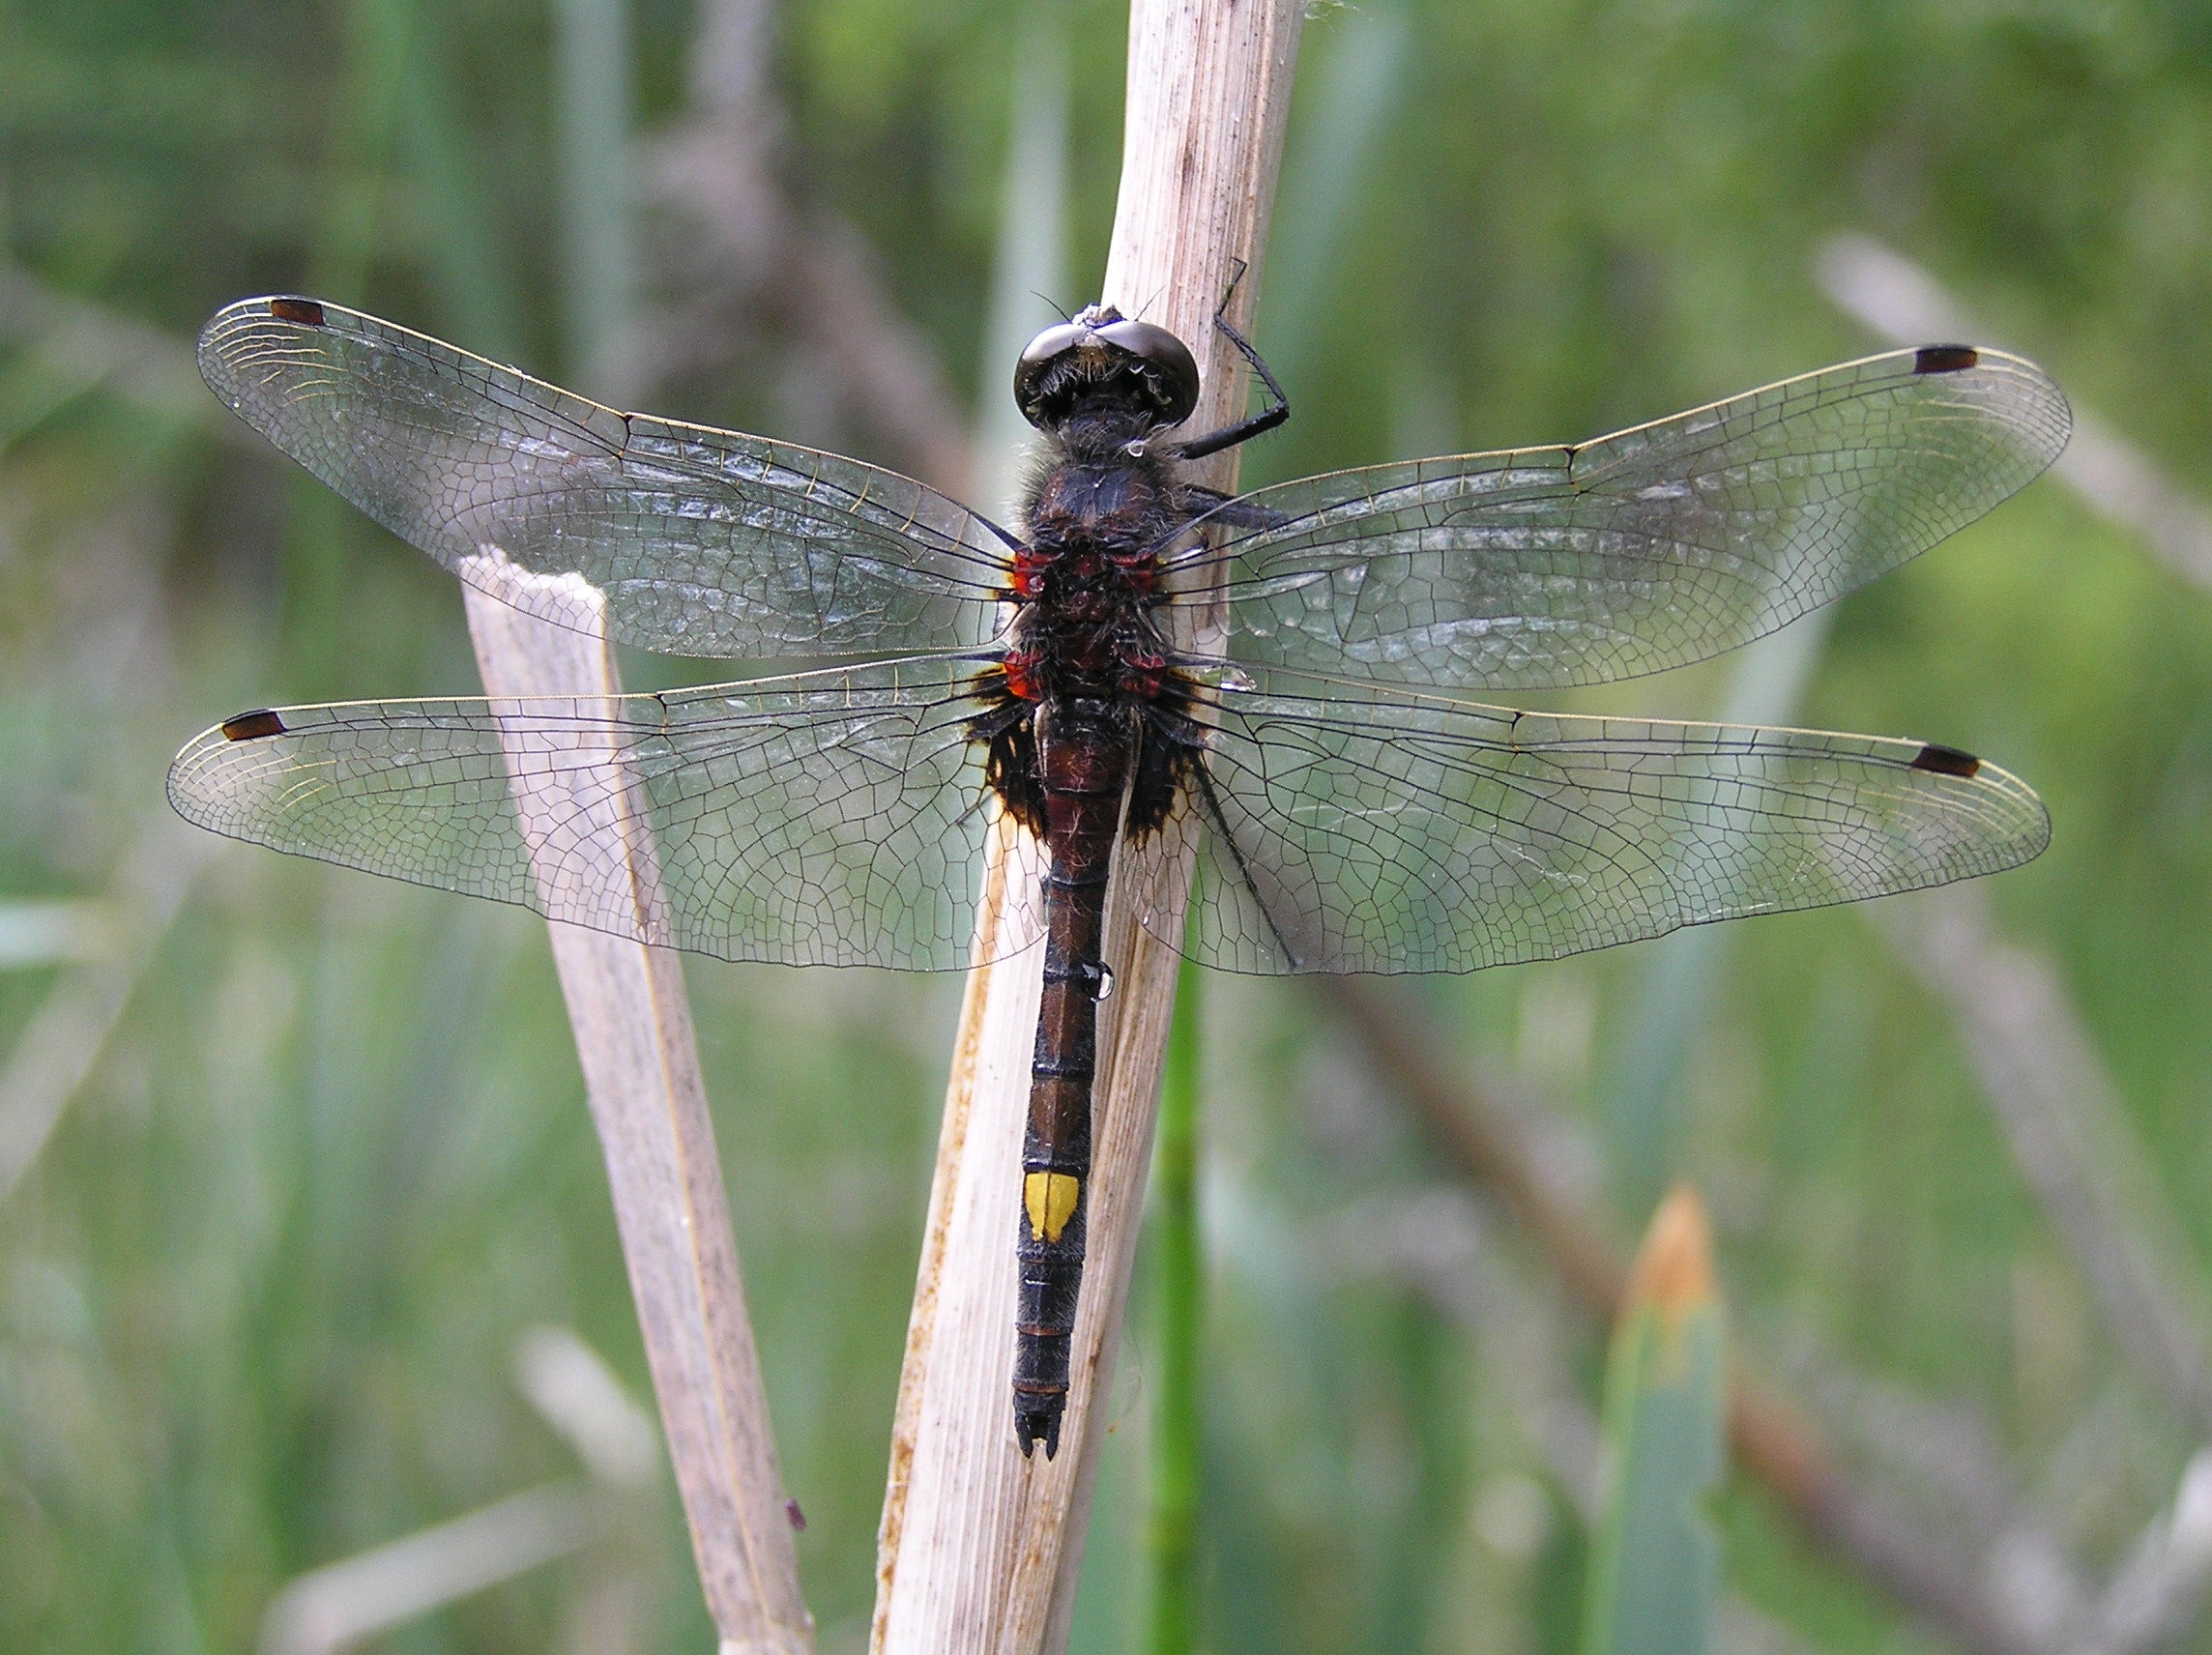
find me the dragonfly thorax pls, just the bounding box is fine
[1010,435,1186,703]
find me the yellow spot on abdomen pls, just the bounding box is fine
[1024,1172,1082,1242]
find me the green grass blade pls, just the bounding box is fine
[1603,616,1835,1217]
[974,2,1069,525]
[1581,1186,1729,1655]
[1148,953,1204,1655]
[552,0,635,390]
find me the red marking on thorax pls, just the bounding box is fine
[1010,549,1051,599]
[1004,650,1043,701]
[1107,550,1159,595]
[1118,649,1168,699]
[1004,487,1174,706]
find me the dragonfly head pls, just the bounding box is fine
[1014,305,1200,437]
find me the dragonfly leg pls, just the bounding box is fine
[1182,483,1291,533]
[1167,267,1292,462]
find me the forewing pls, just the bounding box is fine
[167,657,1030,970]
[1208,348,2068,689]
[1145,673,2048,974]
[197,297,1008,658]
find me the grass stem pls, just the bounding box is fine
[1148,956,1204,1654]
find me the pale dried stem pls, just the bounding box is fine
[258,1480,596,1655]
[635,0,972,495]
[464,579,812,1655]
[0,818,218,1205]
[1877,885,2212,1436]
[870,6,1305,1652]
[0,259,242,439]
[2088,1448,2212,1654]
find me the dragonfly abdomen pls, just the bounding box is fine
[1011,698,1135,1459]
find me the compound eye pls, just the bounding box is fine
[1017,321,1088,372]
[1096,319,1200,424]
[1013,322,1090,425]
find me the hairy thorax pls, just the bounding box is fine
[973,417,1207,840]
[1006,422,1185,707]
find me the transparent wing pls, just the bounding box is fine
[197,297,1010,658]
[1144,672,2049,974]
[166,657,1033,970]
[1201,347,2068,690]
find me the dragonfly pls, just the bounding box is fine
[170,294,2067,1457]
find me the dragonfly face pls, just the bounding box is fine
[1013,304,1201,435]
[171,295,2069,1458]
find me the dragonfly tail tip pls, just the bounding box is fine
[1014,1409,1062,1460]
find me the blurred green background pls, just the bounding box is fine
[7,0,2212,1651]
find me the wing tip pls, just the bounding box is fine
[1918,745,2053,870]
[198,294,334,364]
[198,295,335,401]
[1898,340,2073,479]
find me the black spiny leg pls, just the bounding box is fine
[1181,482,1292,534]
[1168,266,1292,463]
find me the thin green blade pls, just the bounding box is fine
[1581,1186,1730,1655]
